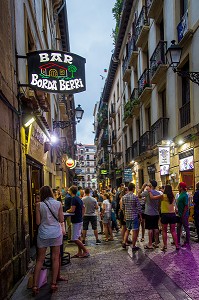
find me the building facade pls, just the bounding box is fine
[75,144,97,190]
[96,0,199,194]
[0,0,77,298]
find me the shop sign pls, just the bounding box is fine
[160,165,170,175]
[123,168,132,182]
[179,156,194,171]
[27,50,86,94]
[159,146,170,165]
[65,158,76,169]
[101,169,108,175]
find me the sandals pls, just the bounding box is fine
[161,246,167,252]
[50,283,58,293]
[140,238,145,242]
[32,286,39,296]
[144,245,154,250]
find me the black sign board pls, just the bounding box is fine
[27,50,86,94]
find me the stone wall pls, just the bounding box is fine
[0,1,28,299]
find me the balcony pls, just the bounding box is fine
[130,88,140,116]
[110,103,116,118]
[122,56,131,82]
[123,100,133,125]
[126,147,132,165]
[128,35,138,68]
[151,118,169,147]
[101,128,109,146]
[139,131,152,155]
[177,10,193,46]
[97,103,108,129]
[132,141,139,159]
[150,41,168,84]
[147,0,163,21]
[135,6,150,48]
[180,102,190,128]
[138,69,152,103]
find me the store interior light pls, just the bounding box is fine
[24,116,35,127]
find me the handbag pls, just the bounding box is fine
[44,200,65,235]
[38,268,47,288]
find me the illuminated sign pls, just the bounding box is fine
[27,50,86,94]
[179,156,194,171]
[159,146,170,165]
[66,158,77,169]
[101,169,108,175]
[160,165,170,175]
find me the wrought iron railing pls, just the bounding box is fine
[112,130,117,143]
[180,101,190,128]
[128,35,138,57]
[177,10,189,42]
[139,131,151,154]
[151,118,169,146]
[135,6,149,40]
[130,88,139,101]
[122,55,130,75]
[150,41,167,78]
[138,69,151,96]
[132,141,139,159]
[110,103,116,116]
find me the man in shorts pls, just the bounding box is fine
[67,185,90,258]
[82,187,101,245]
[122,183,142,251]
[139,180,161,249]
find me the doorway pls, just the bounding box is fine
[26,156,43,246]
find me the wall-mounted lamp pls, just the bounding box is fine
[24,116,35,127]
[107,144,122,157]
[53,104,84,129]
[166,40,199,85]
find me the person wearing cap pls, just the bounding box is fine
[177,182,190,247]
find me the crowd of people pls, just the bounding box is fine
[31,180,199,296]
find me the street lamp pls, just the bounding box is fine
[107,144,122,157]
[53,104,84,129]
[166,40,199,85]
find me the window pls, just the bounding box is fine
[146,107,151,131]
[180,61,190,128]
[87,162,90,166]
[117,81,119,102]
[87,155,89,160]
[87,168,90,173]
[180,0,188,17]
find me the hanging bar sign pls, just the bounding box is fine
[27,50,86,94]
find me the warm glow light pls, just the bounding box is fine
[24,117,35,127]
[178,139,184,145]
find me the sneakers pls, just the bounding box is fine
[96,239,101,245]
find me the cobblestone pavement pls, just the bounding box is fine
[11,227,199,300]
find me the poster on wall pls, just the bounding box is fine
[27,50,86,94]
[159,146,170,165]
[179,156,194,171]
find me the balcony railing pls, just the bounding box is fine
[139,131,151,155]
[177,10,190,43]
[136,6,149,38]
[180,102,190,128]
[130,88,139,101]
[151,118,169,147]
[128,35,138,66]
[138,69,151,96]
[112,130,117,143]
[110,103,116,117]
[146,0,163,20]
[132,141,139,159]
[150,41,167,78]
[135,6,149,45]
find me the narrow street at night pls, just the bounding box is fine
[12,227,199,300]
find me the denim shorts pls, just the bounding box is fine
[126,217,139,231]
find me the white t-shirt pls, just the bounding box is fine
[103,199,112,216]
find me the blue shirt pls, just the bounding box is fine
[71,196,83,223]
